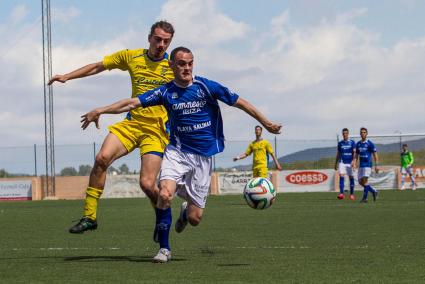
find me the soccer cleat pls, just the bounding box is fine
[412,185,417,191]
[360,199,368,203]
[69,217,98,234]
[175,201,188,233]
[153,248,171,263]
[372,190,378,202]
[400,185,406,191]
[349,194,355,201]
[337,194,344,200]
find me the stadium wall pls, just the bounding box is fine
[1,167,423,200]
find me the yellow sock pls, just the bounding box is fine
[84,187,103,221]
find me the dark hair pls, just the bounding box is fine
[170,46,192,61]
[360,127,368,133]
[342,128,349,133]
[150,20,175,37]
[255,125,263,131]
[402,144,408,147]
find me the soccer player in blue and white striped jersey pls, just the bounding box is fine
[334,128,356,200]
[355,127,379,203]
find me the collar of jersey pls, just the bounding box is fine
[173,80,193,88]
[145,50,168,62]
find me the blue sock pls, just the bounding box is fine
[339,176,345,194]
[362,185,369,200]
[155,207,172,250]
[365,184,376,193]
[349,177,355,195]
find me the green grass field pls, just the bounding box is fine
[1,190,425,283]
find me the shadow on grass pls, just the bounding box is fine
[64,255,186,262]
[0,255,186,263]
[217,263,250,267]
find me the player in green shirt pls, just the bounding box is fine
[400,144,416,190]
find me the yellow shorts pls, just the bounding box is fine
[253,167,268,178]
[108,117,169,156]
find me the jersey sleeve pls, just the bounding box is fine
[409,152,414,164]
[245,143,253,156]
[265,141,274,154]
[138,86,166,108]
[103,49,131,71]
[369,141,377,153]
[196,76,239,106]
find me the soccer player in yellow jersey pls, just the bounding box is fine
[233,125,282,178]
[48,21,175,234]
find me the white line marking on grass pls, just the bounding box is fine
[4,244,401,252]
[9,247,122,251]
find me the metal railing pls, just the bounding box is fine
[0,134,424,176]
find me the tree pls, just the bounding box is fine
[107,166,119,175]
[0,169,10,178]
[119,163,130,175]
[60,167,78,176]
[78,164,92,176]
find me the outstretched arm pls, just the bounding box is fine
[48,61,106,85]
[81,98,141,130]
[233,152,248,162]
[233,98,282,134]
[270,153,282,171]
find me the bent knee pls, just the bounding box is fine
[139,176,156,192]
[188,212,202,226]
[94,152,113,169]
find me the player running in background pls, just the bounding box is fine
[334,128,356,200]
[233,125,282,178]
[48,21,175,234]
[400,144,416,190]
[80,46,282,262]
[355,127,379,203]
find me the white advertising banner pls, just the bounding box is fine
[0,180,32,200]
[403,167,425,189]
[279,170,335,192]
[218,171,253,194]
[339,168,398,191]
[360,169,397,190]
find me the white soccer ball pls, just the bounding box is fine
[243,177,276,210]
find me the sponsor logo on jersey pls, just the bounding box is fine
[144,90,161,102]
[196,89,206,98]
[172,100,207,110]
[176,121,211,133]
[136,77,168,86]
[171,92,178,99]
[285,171,328,185]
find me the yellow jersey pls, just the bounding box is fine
[245,139,274,170]
[103,49,174,122]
